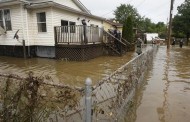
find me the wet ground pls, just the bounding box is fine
[123,46,190,122]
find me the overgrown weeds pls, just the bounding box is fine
[0,72,83,122]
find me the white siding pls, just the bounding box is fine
[53,0,82,11]
[0,4,103,46]
[27,7,54,46]
[0,4,25,46]
[52,8,103,43]
[145,33,159,41]
[52,8,102,27]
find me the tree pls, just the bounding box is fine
[122,16,135,50]
[114,4,167,40]
[173,0,190,45]
[122,16,134,44]
[155,22,167,38]
[114,4,140,24]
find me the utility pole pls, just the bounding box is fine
[167,0,174,49]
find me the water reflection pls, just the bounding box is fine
[0,52,136,86]
[122,46,190,122]
[157,49,170,122]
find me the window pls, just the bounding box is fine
[61,20,68,32]
[37,12,46,32]
[0,10,3,28]
[61,20,75,33]
[69,21,75,33]
[0,9,12,31]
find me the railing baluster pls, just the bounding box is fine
[54,25,104,45]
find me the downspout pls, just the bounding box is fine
[20,3,28,58]
[20,0,30,57]
[20,3,25,44]
[51,6,55,58]
[25,6,30,57]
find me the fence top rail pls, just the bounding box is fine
[0,73,84,92]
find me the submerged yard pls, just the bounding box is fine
[0,50,136,86]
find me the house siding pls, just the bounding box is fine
[27,7,54,46]
[52,7,103,27]
[103,21,113,32]
[53,0,82,11]
[52,7,103,43]
[103,21,123,33]
[0,1,103,47]
[0,4,25,46]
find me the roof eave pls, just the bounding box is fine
[26,1,105,21]
[105,20,123,27]
[72,0,91,14]
[0,0,21,7]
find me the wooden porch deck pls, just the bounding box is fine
[54,25,131,61]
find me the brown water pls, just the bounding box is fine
[0,51,138,87]
[123,46,190,122]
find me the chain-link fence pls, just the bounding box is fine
[0,45,158,122]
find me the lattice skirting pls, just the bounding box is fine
[55,44,104,61]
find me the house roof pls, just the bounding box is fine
[0,0,89,14]
[72,0,91,14]
[25,0,91,14]
[105,20,123,27]
[0,0,21,7]
[0,0,105,21]
[25,1,105,21]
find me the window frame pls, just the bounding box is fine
[61,20,76,33]
[0,9,12,31]
[61,20,69,33]
[36,12,47,32]
[69,21,76,33]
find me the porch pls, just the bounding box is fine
[54,25,103,61]
[54,25,130,61]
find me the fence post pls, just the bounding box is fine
[85,78,92,122]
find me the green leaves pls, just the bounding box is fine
[114,4,139,24]
[173,0,190,41]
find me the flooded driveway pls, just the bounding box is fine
[123,46,190,122]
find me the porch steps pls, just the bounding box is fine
[104,43,121,56]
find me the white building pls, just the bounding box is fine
[145,33,159,42]
[0,0,105,58]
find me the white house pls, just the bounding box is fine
[144,33,159,42]
[0,0,105,58]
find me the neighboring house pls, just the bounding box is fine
[145,33,159,42]
[103,20,123,33]
[0,0,105,58]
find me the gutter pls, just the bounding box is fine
[0,0,21,7]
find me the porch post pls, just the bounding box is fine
[54,27,58,45]
[82,19,88,44]
[22,40,26,59]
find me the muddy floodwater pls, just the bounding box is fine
[122,46,190,122]
[0,51,138,86]
[1,45,189,122]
